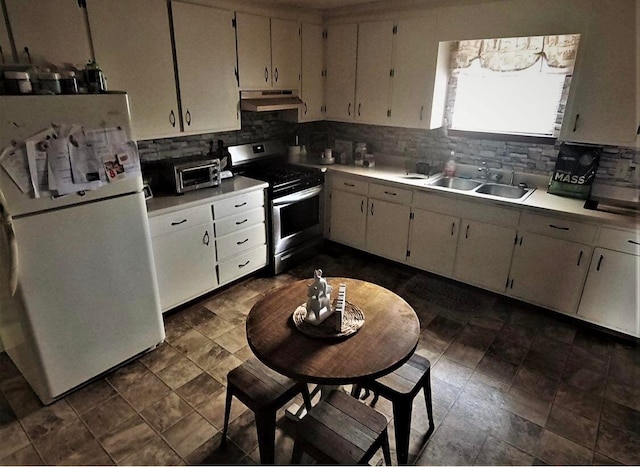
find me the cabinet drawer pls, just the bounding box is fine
[216,222,266,261]
[218,245,268,285]
[331,175,368,195]
[215,207,265,237]
[149,204,212,238]
[213,189,264,219]
[519,212,597,244]
[369,183,413,205]
[598,227,640,255]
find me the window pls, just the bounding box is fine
[448,35,580,138]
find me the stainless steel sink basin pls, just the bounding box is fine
[475,183,528,199]
[429,177,482,190]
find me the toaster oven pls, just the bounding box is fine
[160,156,220,194]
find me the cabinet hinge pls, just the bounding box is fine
[393,25,398,34]
[390,69,395,77]
[505,277,510,289]
[409,212,414,220]
[387,109,391,118]
[406,249,410,258]
[77,0,86,8]
[323,30,328,39]
[232,14,237,28]
[514,234,518,245]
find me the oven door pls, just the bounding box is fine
[271,184,324,257]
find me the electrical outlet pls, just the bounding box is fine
[614,159,631,180]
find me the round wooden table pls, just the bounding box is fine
[246,277,420,385]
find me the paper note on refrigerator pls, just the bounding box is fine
[0,146,32,194]
[25,128,57,198]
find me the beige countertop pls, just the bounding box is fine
[146,176,268,217]
[308,161,639,231]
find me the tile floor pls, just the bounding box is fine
[0,244,639,466]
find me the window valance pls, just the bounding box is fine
[451,34,580,72]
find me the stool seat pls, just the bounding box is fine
[352,353,434,465]
[292,390,392,465]
[222,358,312,464]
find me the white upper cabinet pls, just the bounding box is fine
[172,2,239,134]
[87,0,179,141]
[299,22,324,122]
[389,16,445,129]
[325,23,358,121]
[5,0,90,67]
[560,0,639,146]
[354,20,394,124]
[236,13,301,90]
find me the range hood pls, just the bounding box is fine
[240,90,303,112]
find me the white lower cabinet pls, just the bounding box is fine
[149,205,217,312]
[365,198,411,262]
[453,220,516,293]
[407,209,459,277]
[507,232,591,313]
[577,227,640,337]
[329,189,368,249]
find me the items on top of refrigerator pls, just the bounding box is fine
[0,61,107,95]
[0,123,141,198]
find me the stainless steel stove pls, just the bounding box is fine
[228,141,325,274]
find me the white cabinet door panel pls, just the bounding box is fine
[329,190,367,249]
[408,209,459,277]
[236,13,271,89]
[365,198,410,262]
[300,22,324,122]
[271,18,301,90]
[325,23,358,121]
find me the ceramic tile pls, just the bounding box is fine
[189,341,232,371]
[164,411,217,458]
[521,349,566,381]
[172,328,216,357]
[191,432,247,465]
[592,452,623,465]
[118,369,172,411]
[140,392,193,432]
[487,337,529,365]
[554,380,603,422]
[596,421,640,465]
[537,317,576,344]
[0,444,43,466]
[106,360,150,393]
[32,418,95,465]
[65,379,116,414]
[443,341,485,369]
[0,375,43,419]
[175,372,224,407]
[196,313,237,339]
[156,355,204,390]
[546,403,598,449]
[119,436,182,466]
[432,356,474,390]
[0,391,16,425]
[476,353,519,384]
[197,387,248,430]
[600,398,640,436]
[215,325,249,354]
[416,414,487,465]
[490,409,543,455]
[502,387,551,427]
[233,345,256,362]
[534,429,593,466]
[163,313,194,344]
[80,394,136,437]
[98,415,156,463]
[57,439,113,465]
[225,409,259,454]
[180,304,217,327]
[529,334,572,363]
[474,435,534,465]
[511,366,559,401]
[561,361,607,396]
[430,374,463,410]
[605,378,640,412]
[19,398,78,440]
[0,420,30,460]
[206,354,243,386]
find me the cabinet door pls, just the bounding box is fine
[87,0,179,141]
[365,199,411,262]
[578,248,639,337]
[325,23,358,121]
[5,0,90,67]
[271,18,301,90]
[390,16,440,129]
[454,220,516,292]
[236,12,272,90]
[355,20,394,124]
[560,0,638,146]
[172,3,239,134]
[152,222,217,311]
[329,190,367,249]
[300,22,324,122]
[408,209,459,277]
[0,7,14,64]
[508,233,591,313]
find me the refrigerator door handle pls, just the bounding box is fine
[1,213,19,296]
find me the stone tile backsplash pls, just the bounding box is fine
[137,113,639,188]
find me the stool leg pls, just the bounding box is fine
[423,376,435,434]
[301,384,313,412]
[393,398,413,465]
[254,410,276,464]
[350,384,362,399]
[291,439,304,464]
[221,386,233,446]
[381,427,392,466]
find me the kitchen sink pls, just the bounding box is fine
[429,177,482,190]
[474,183,529,199]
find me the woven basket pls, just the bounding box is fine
[292,301,364,339]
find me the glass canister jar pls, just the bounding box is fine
[4,71,33,94]
[38,72,62,95]
[354,142,367,166]
[59,70,79,94]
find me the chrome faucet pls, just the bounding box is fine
[509,169,516,186]
[478,161,491,181]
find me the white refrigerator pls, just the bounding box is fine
[0,94,165,405]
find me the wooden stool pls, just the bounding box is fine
[221,358,312,464]
[291,389,392,465]
[351,353,435,465]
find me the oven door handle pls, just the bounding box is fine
[272,185,323,206]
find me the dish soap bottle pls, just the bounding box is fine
[300,145,308,162]
[444,151,456,177]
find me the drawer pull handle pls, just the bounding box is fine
[384,191,397,196]
[237,238,249,245]
[573,113,580,132]
[465,224,470,239]
[549,224,569,231]
[234,202,247,208]
[344,182,355,187]
[370,202,374,215]
[203,231,210,246]
[451,222,455,236]
[171,219,188,226]
[238,260,250,268]
[169,110,176,127]
[577,250,583,266]
[360,200,364,213]
[348,103,351,116]
[596,254,604,271]
[628,239,640,246]
[236,219,248,225]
